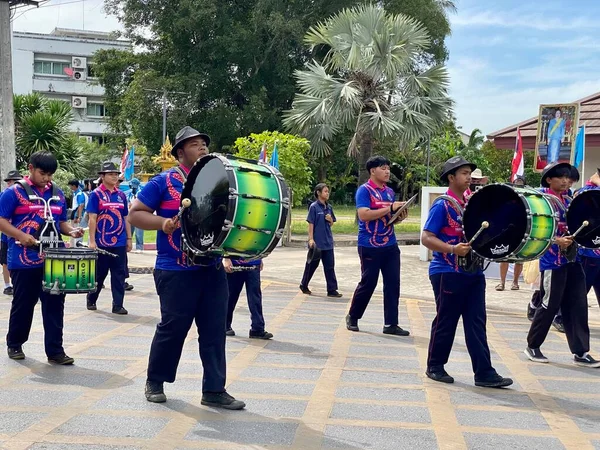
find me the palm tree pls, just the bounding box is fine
[283,4,452,184]
[13,93,85,176]
[466,128,484,150]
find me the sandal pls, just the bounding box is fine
[495,284,505,291]
[511,284,520,290]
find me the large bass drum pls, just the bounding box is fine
[567,188,600,248]
[180,154,290,261]
[463,184,558,262]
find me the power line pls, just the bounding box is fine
[12,0,86,22]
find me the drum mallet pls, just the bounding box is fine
[173,198,192,224]
[571,220,589,238]
[468,221,489,245]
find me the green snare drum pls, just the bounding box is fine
[43,247,98,294]
[463,184,558,262]
[180,154,290,262]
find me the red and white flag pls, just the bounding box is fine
[511,128,524,182]
[258,142,268,163]
[120,146,129,174]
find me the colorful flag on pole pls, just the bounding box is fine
[511,128,524,182]
[269,142,279,170]
[573,125,585,169]
[124,146,135,181]
[120,146,129,174]
[258,142,268,163]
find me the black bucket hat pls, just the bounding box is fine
[3,170,22,182]
[171,126,211,157]
[440,156,477,183]
[306,245,322,264]
[98,161,121,174]
[541,162,571,188]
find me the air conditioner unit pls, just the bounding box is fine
[71,96,87,108]
[72,69,87,81]
[72,56,87,69]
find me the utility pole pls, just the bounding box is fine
[0,0,16,188]
[143,89,189,144]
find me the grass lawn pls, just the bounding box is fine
[82,230,157,244]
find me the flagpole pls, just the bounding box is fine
[582,124,586,186]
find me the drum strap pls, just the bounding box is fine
[171,166,187,183]
[16,180,60,240]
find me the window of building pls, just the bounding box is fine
[87,103,108,117]
[33,60,71,76]
[87,63,97,78]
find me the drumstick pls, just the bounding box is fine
[16,239,41,246]
[173,198,192,223]
[76,241,119,258]
[571,220,589,238]
[468,221,489,245]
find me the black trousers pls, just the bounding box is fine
[86,246,127,308]
[349,245,400,326]
[427,273,496,380]
[226,269,265,332]
[527,263,589,356]
[300,248,338,293]
[6,267,66,357]
[582,256,600,307]
[147,267,228,393]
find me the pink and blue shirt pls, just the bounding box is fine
[0,177,67,270]
[575,184,600,260]
[87,184,129,248]
[355,180,397,248]
[539,187,571,271]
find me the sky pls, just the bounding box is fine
[11,0,600,136]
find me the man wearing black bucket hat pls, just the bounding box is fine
[421,156,513,388]
[525,162,600,368]
[1,170,23,295]
[85,161,131,315]
[129,126,245,409]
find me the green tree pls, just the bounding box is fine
[13,93,85,176]
[232,131,312,206]
[283,5,451,185]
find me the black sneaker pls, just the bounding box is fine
[299,285,311,295]
[225,328,235,337]
[112,306,128,315]
[552,319,565,333]
[249,330,273,340]
[327,291,343,298]
[524,347,549,363]
[124,282,134,291]
[201,391,245,410]
[3,286,13,295]
[7,346,25,360]
[48,353,74,365]
[426,369,454,383]
[87,302,97,311]
[383,325,410,336]
[475,373,513,388]
[527,303,536,321]
[573,353,600,368]
[145,380,167,403]
[346,314,359,332]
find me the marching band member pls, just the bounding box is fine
[1,170,23,296]
[129,126,245,409]
[421,156,513,387]
[576,169,600,307]
[525,162,600,367]
[0,152,83,364]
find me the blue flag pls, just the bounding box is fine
[573,125,585,169]
[124,145,135,181]
[269,142,279,170]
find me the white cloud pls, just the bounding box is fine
[452,9,596,31]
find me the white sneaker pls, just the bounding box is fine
[573,353,600,368]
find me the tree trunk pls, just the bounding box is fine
[357,131,373,186]
[318,160,327,182]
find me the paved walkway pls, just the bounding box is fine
[0,247,599,449]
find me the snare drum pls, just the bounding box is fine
[463,184,558,262]
[43,248,98,294]
[567,188,600,248]
[180,154,290,261]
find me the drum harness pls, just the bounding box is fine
[436,195,488,274]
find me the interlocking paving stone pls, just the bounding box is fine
[463,433,566,450]
[28,445,141,450]
[322,426,438,450]
[450,390,536,408]
[240,366,323,381]
[227,380,315,396]
[445,360,511,376]
[68,358,134,373]
[594,441,600,450]
[263,340,332,354]
[91,392,190,412]
[336,386,426,402]
[539,379,600,394]
[528,364,600,380]
[572,415,600,433]
[253,352,329,366]
[554,395,600,411]
[0,411,47,434]
[77,345,151,357]
[348,344,417,357]
[185,421,298,445]
[330,402,431,423]
[344,356,420,370]
[102,335,154,347]
[0,389,82,407]
[234,399,308,418]
[340,370,422,385]
[455,409,550,430]
[52,414,169,438]
[18,369,116,388]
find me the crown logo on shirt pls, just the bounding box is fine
[200,233,214,246]
[490,244,510,255]
[592,236,600,246]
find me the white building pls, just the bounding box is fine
[11,28,131,141]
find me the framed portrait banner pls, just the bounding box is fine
[534,103,579,171]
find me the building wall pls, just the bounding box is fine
[582,147,600,182]
[11,30,130,138]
